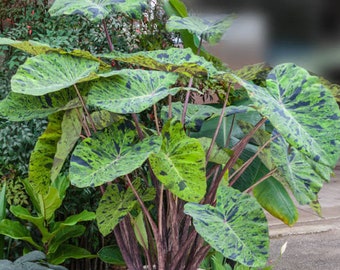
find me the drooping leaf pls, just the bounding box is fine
[98,245,125,265]
[184,186,269,267]
[10,205,50,240]
[48,244,96,265]
[318,75,340,102]
[236,63,340,168]
[70,119,162,187]
[0,219,42,250]
[253,177,298,226]
[11,53,99,96]
[96,185,137,236]
[163,0,188,18]
[88,69,179,114]
[57,210,96,227]
[270,131,333,205]
[98,48,217,77]
[0,184,6,221]
[0,88,81,121]
[48,225,86,254]
[235,63,271,82]
[166,15,235,45]
[29,113,63,194]
[132,211,148,249]
[161,102,253,132]
[149,119,206,202]
[49,0,124,22]
[52,109,82,181]
[38,187,62,222]
[90,110,122,130]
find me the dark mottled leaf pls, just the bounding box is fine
[184,186,269,267]
[11,53,99,96]
[70,119,161,187]
[98,48,217,77]
[88,69,179,114]
[236,63,340,168]
[149,119,206,202]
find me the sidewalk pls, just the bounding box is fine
[267,169,340,237]
[267,169,340,270]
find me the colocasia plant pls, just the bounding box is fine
[0,0,340,269]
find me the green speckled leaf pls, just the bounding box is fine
[166,15,235,44]
[0,89,81,121]
[184,186,269,267]
[49,0,125,22]
[253,173,298,226]
[198,137,234,165]
[235,63,271,82]
[29,113,63,194]
[161,102,252,132]
[98,48,217,77]
[90,110,122,130]
[11,53,100,96]
[270,131,333,205]
[237,63,340,168]
[88,69,179,114]
[0,220,41,250]
[51,109,82,182]
[70,119,162,187]
[149,119,206,202]
[96,178,155,236]
[113,0,147,19]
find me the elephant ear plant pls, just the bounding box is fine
[1,0,340,269]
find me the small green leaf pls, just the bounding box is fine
[166,15,235,44]
[184,186,269,267]
[132,211,148,249]
[38,187,62,222]
[98,245,125,265]
[11,53,99,96]
[70,119,162,187]
[0,219,42,250]
[88,69,179,114]
[48,244,96,265]
[149,119,206,202]
[0,184,6,221]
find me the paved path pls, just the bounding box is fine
[267,170,340,269]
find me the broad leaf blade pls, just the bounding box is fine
[149,120,206,202]
[98,245,125,265]
[88,69,179,114]
[48,244,96,265]
[70,119,161,187]
[166,15,235,44]
[237,63,340,168]
[98,48,217,77]
[184,186,269,267]
[11,53,99,96]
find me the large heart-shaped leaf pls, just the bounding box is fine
[49,0,124,22]
[112,0,147,19]
[52,109,82,181]
[11,53,99,96]
[88,69,179,114]
[166,15,235,44]
[237,63,340,168]
[270,131,333,205]
[98,48,217,77]
[184,186,269,267]
[69,119,161,187]
[149,119,206,202]
[0,89,81,121]
[29,113,63,194]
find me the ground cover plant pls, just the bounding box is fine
[1,0,340,269]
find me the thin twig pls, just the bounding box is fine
[168,94,173,119]
[153,104,160,135]
[158,184,164,239]
[225,114,236,148]
[205,84,231,164]
[243,168,278,193]
[102,19,114,51]
[132,113,145,140]
[181,77,193,124]
[229,133,280,186]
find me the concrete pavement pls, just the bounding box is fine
[267,169,340,269]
